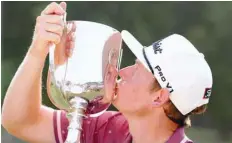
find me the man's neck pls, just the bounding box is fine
[124,110,178,143]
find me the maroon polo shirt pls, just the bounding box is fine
[53,110,193,143]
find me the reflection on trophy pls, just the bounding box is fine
[46,21,123,143]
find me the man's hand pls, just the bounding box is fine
[30,2,67,58]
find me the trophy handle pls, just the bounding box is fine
[49,13,67,74]
[49,43,56,73]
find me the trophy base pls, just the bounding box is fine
[65,97,88,143]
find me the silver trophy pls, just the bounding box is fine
[46,21,123,143]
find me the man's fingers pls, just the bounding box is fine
[44,23,63,37]
[43,31,61,44]
[37,15,64,27]
[41,2,65,15]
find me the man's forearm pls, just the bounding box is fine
[2,47,47,129]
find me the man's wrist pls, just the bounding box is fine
[27,47,48,65]
[27,44,48,60]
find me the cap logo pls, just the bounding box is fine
[203,88,212,99]
[152,40,162,54]
[154,65,174,93]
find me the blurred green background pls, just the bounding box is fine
[1,1,232,143]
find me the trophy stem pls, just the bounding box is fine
[65,97,88,143]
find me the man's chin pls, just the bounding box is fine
[111,99,128,114]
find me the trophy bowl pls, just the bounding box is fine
[46,21,123,143]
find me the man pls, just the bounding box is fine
[2,2,213,143]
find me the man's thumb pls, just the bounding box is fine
[60,2,67,11]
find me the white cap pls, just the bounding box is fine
[121,30,213,115]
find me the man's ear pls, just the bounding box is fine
[151,88,170,107]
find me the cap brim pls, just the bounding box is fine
[121,30,151,72]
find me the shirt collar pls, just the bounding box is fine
[166,127,185,143]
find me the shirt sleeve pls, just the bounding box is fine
[53,110,115,143]
[53,110,69,143]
